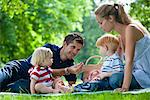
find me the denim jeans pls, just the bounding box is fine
[74,78,112,92]
[74,72,142,92]
[6,79,30,93]
[109,72,142,90]
[0,60,31,93]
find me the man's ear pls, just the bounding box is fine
[63,41,67,47]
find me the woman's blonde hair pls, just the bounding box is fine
[95,3,149,34]
[95,3,131,25]
[96,34,119,52]
[31,47,53,66]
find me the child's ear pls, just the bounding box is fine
[104,45,109,51]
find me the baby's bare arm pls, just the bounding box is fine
[99,72,113,79]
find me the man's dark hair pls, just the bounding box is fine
[64,32,84,45]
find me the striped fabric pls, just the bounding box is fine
[101,52,124,72]
[28,66,54,85]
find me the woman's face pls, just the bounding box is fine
[96,15,114,32]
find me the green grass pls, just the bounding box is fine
[0,92,150,100]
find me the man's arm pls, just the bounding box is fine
[52,68,65,77]
[52,62,83,77]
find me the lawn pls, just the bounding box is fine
[1,79,150,100]
[0,92,150,100]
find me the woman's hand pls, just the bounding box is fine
[114,87,129,92]
[68,62,84,74]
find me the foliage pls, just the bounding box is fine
[75,15,104,64]
[130,0,150,31]
[75,0,150,64]
[0,0,149,66]
[0,0,93,64]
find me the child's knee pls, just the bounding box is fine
[35,83,43,92]
[109,72,124,89]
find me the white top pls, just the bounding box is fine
[133,34,150,88]
[28,66,54,87]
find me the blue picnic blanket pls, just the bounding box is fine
[0,88,150,96]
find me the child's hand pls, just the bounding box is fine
[98,72,112,80]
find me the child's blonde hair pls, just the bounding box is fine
[31,47,53,66]
[96,34,119,52]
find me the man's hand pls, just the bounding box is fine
[68,62,84,74]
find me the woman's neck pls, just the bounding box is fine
[114,22,127,35]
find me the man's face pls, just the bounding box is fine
[63,41,83,60]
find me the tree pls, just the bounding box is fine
[130,0,150,31]
[75,0,150,64]
[0,0,93,65]
[75,14,105,64]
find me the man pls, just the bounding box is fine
[0,32,84,93]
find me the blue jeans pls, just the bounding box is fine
[0,60,31,93]
[6,79,30,93]
[109,72,142,90]
[74,72,142,92]
[74,78,112,92]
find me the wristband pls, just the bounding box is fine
[65,68,70,75]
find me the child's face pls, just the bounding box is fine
[99,46,107,56]
[42,54,53,67]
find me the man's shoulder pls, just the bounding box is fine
[43,43,60,52]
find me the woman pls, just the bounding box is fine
[95,3,150,92]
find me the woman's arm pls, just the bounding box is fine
[119,25,139,92]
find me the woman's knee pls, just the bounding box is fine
[109,72,124,89]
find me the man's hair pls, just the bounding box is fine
[96,34,119,52]
[31,47,53,66]
[64,32,84,45]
